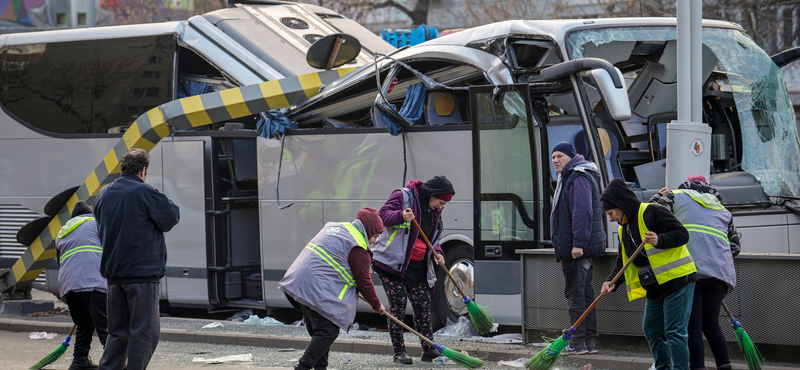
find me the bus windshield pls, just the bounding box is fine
[567,26,800,198]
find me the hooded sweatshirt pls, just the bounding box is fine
[600,178,694,301]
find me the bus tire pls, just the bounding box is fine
[431,243,474,330]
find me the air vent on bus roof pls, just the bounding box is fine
[304,34,323,43]
[281,17,309,29]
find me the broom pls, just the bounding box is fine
[30,324,76,370]
[411,218,495,335]
[526,240,647,370]
[359,295,484,369]
[721,301,764,370]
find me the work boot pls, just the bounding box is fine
[421,348,443,362]
[717,365,733,370]
[393,351,413,365]
[69,356,98,370]
[586,342,598,354]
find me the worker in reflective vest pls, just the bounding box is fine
[600,178,696,370]
[650,176,740,370]
[280,208,386,370]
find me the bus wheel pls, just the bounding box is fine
[432,243,474,330]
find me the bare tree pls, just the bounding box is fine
[296,0,431,29]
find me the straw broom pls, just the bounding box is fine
[526,240,646,370]
[30,324,76,370]
[721,301,764,370]
[411,218,495,335]
[360,295,484,369]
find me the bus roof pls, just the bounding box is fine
[422,17,744,48]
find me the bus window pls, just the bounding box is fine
[0,35,175,135]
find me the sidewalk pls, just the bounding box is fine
[1,311,797,370]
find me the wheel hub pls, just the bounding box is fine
[444,258,474,316]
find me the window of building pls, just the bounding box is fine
[77,13,87,27]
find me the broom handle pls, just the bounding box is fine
[359,294,436,347]
[721,301,735,319]
[410,218,469,299]
[68,324,77,337]
[570,240,646,331]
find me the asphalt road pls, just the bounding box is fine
[0,328,603,370]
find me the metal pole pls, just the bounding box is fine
[666,0,712,189]
[676,0,691,123]
[690,0,703,123]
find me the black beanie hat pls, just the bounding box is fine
[71,201,93,218]
[552,141,577,158]
[421,175,455,199]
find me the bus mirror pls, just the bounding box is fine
[587,67,631,121]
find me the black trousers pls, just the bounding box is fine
[292,298,339,370]
[98,283,160,370]
[688,278,731,369]
[64,290,109,358]
[562,258,597,344]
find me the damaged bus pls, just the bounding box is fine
[2,2,799,328]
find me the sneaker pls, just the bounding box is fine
[563,342,589,355]
[586,342,598,354]
[393,351,413,365]
[421,348,443,362]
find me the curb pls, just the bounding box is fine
[1,318,795,370]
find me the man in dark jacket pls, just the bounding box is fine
[94,148,180,370]
[600,178,695,370]
[550,141,605,355]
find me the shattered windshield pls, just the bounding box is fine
[567,26,800,198]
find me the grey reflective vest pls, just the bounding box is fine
[55,216,107,297]
[372,188,442,288]
[279,221,368,331]
[671,189,737,293]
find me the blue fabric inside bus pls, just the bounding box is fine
[373,82,427,136]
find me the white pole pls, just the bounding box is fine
[676,0,691,123]
[666,0,712,189]
[690,0,703,123]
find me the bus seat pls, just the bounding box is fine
[575,127,622,181]
[424,91,463,125]
[323,117,358,128]
[647,112,675,160]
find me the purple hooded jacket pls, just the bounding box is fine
[374,180,444,281]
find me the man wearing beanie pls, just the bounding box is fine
[55,201,108,370]
[549,141,605,355]
[280,207,386,370]
[372,176,453,364]
[650,177,740,370]
[600,178,696,370]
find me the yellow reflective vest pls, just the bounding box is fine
[618,203,697,301]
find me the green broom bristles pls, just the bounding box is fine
[438,344,485,369]
[732,320,764,370]
[464,297,495,336]
[30,326,75,370]
[525,334,569,370]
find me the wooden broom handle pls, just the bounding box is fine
[359,295,436,347]
[570,240,646,331]
[410,218,469,299]
[721,301,734,319]
[68,324,77,337]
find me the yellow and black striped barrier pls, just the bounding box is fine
[0,67,355,295]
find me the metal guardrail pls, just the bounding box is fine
[520,249,800,346]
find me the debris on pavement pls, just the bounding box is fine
[191,353,253,363]
[201,322,223,329]
[243,314,284,325]
[28,332,57,340]
[497,358,527,367]
[580,363,593,370]
[227,309,253,322]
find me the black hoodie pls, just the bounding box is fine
[600,178,693,301]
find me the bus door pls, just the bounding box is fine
[470,84,544,324]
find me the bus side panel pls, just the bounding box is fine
[256,130,474,311]
[161,140,210,307]
[734,213,791,253]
